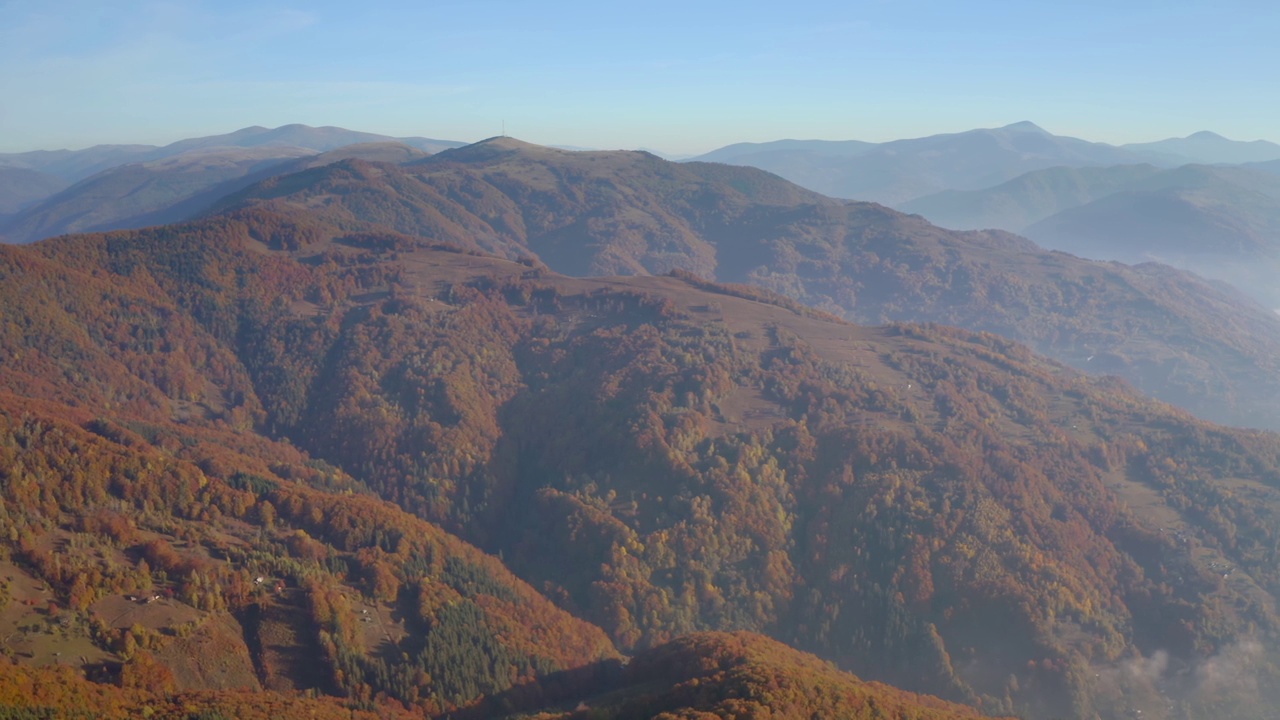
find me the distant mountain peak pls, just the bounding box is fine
[1188,130,1228,141]
[473,136,545,149]
[1001,120,1049,134]
[434,136,562,162]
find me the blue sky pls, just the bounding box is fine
[1,0,1277,154]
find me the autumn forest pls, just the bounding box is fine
[2,137,1280,720]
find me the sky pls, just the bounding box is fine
[1,0,1278,155]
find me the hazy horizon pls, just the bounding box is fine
[4,0,1279,155]
[1,120,1277,159]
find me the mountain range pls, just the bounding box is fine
[686,123,1280,206]
[8,130,1280,719]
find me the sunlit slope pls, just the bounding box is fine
[0,228,621,714]
[9,212,1280,717]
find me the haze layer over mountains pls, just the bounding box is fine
[685,122,1280,310]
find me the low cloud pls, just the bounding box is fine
[1194,637,1264,696]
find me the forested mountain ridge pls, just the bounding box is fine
[7,208,1280,718]
[203,138,1280,431]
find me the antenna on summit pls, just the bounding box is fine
[502,120,506,138]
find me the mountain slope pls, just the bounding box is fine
[13,211,1280,717]
[0,632,995,720]
[0,211,1003,719]
[688,122,1149,204]
[0,224,632,714]
[1,142,434,244]
[0,396,621,713]
[899,164,1165,232]
[205,139,1280,431]
[0,661,419,719]
[463,632,1005,720]
[293,141,431,166]
[1249,158,1280,176]
[1020,165,1280,307]
[1,146,318,243]
[0,144,157,183]
[0,166,69,214]
[693,138,878,163]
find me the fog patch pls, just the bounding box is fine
[1193,637,1264,696]
[1086,637,1279,720]
[1125,648,1169,683]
